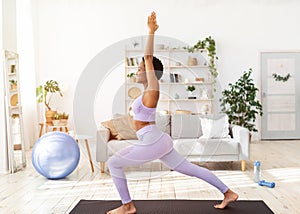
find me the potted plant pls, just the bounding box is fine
[186,85,196,99]
[9,79,17,90]
[60,112,69,125]
[52,113,62,126]
[36,80,63,125]
[127,72,136,82]
[219,68,263,138]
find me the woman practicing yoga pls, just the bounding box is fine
[107,12,238,214]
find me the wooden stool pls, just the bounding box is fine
[76,135,94,173]
[47,125,68,133]
[39,123,69,137]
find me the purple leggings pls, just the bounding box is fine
[107,125,228,204]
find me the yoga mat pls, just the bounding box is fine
[70,199,274,214]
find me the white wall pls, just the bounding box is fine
[30,0,300,140]
[0,0,17,173]
[16,0,38,149]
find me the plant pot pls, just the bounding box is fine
[60,119,68,126]
[52,120,60,126]
[129,77,136,83]
[10,84,17,90]
[45,110,57,125]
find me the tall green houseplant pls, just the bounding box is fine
[219,68,263,132]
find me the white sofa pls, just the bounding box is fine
[96,113,250,173]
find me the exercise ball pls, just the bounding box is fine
[32,132,80,179]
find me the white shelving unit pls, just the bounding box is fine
[125,48,215,115]
[3,50,26,173]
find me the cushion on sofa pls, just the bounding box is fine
[101,112,171,141]
[156,112,171,135]
[101,114,137,140]
[171,114,202,139]
[173,138,239,156]
[199,114,230,139]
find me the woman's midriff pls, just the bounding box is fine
[133,120,155,131]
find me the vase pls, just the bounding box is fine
[10,84,17,90]
[187,56,198,66]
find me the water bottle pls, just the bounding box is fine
[254,161,261,183]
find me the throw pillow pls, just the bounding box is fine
[171,114,202,139]
[199,114,230,139]
[156,112,171,135]
[101,114,137,140]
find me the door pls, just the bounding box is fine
[261,51,300,140]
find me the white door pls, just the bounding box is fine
[261,52,300,140]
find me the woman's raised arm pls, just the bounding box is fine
[143,11,159,107]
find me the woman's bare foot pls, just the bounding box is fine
[106,201,136,214]
[214,189,239,209]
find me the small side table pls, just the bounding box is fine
[39,123,69,137]
[76,135,94,173]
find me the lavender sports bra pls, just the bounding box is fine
[131,94,156,122]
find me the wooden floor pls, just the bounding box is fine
[1,140,300,214]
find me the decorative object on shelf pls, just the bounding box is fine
[170,73,180,83]
[272,73,291,82]
[219,68,263,134]
[132,40,139,48]
[155,44,165,50]
[128,87,141,99]
[10,94,18,106]
[127,72,136,82]
[187,56,198,66]
[126,57,139,66]
[195,77,204,83]
[183,36,218,79]
[175,109,191,115]
[10,64,16,73]
[9,79,17,90]
[11,113,19,119]
[186,85,196,99]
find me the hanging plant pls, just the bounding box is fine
[183,36,218,79]
[272,73,291,82]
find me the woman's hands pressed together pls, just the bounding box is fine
[148,11,159,34]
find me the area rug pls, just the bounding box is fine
[70,199,274,214]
